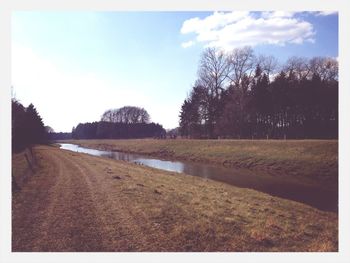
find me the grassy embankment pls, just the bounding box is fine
[12,145,337,251]
[12,148,36,190]
[65,139,338,188]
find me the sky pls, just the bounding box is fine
[11,11,338,132]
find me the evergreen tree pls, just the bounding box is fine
[179,48,338,140]
[25,104,47,144]
[12,100,48,152]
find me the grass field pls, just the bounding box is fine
[64,139,338,188]
[12,145,338,251]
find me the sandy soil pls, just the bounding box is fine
[12,145,338,252]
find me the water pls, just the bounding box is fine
[60,143,338,212]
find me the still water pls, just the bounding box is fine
[60,143,337,212]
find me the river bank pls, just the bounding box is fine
[12,145,338,251]
[62,139,338,190]
[59,143,337,212]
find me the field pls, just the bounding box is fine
[12,145,338,252]
[65,139,338,189]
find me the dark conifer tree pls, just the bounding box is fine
[25,104,47,144]
[12,100,48,152]
[179,47,338,139]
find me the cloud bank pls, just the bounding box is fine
[180,11,336,50]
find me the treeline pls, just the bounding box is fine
[70,106,165,139]
[48,132,72,140]
[179,47,338,139]
[12,99,48,153]
[72,121,166,139]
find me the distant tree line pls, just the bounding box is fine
[12,99,48,153]
[179,46,338,139]
[166,127,180,139]
[72,121,165,139]
[72,106,165,139]
[48,132,72,140]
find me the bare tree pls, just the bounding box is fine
[101,109,114,122]
[283,56,311,80]
[139,108,150,123]
[226,46,256,94]
[101,106,150,124]
[256,54,279,79]
[195,47,231,137]
[197,47,230,98]
[45,126,54,133]
[309,57,338,81]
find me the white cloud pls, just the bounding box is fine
[181,40,195,48]
[261,11,297,18]
[313,11,338,16]
[180,11,315,51]
[181,11,249,34]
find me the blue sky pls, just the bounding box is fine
[11,11,338,132]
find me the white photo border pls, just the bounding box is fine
[1,0,349,262]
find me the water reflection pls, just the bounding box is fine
[59,143,337,212]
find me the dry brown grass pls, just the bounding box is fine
[12,145,338,252]
[12,148,36,189]
[63,139,338,189]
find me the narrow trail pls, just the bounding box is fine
[12,146,169,251]
[13,147,105,251]
[12,146,338,252]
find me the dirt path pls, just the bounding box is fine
[12,146,338,252]
[12,146,154,251]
